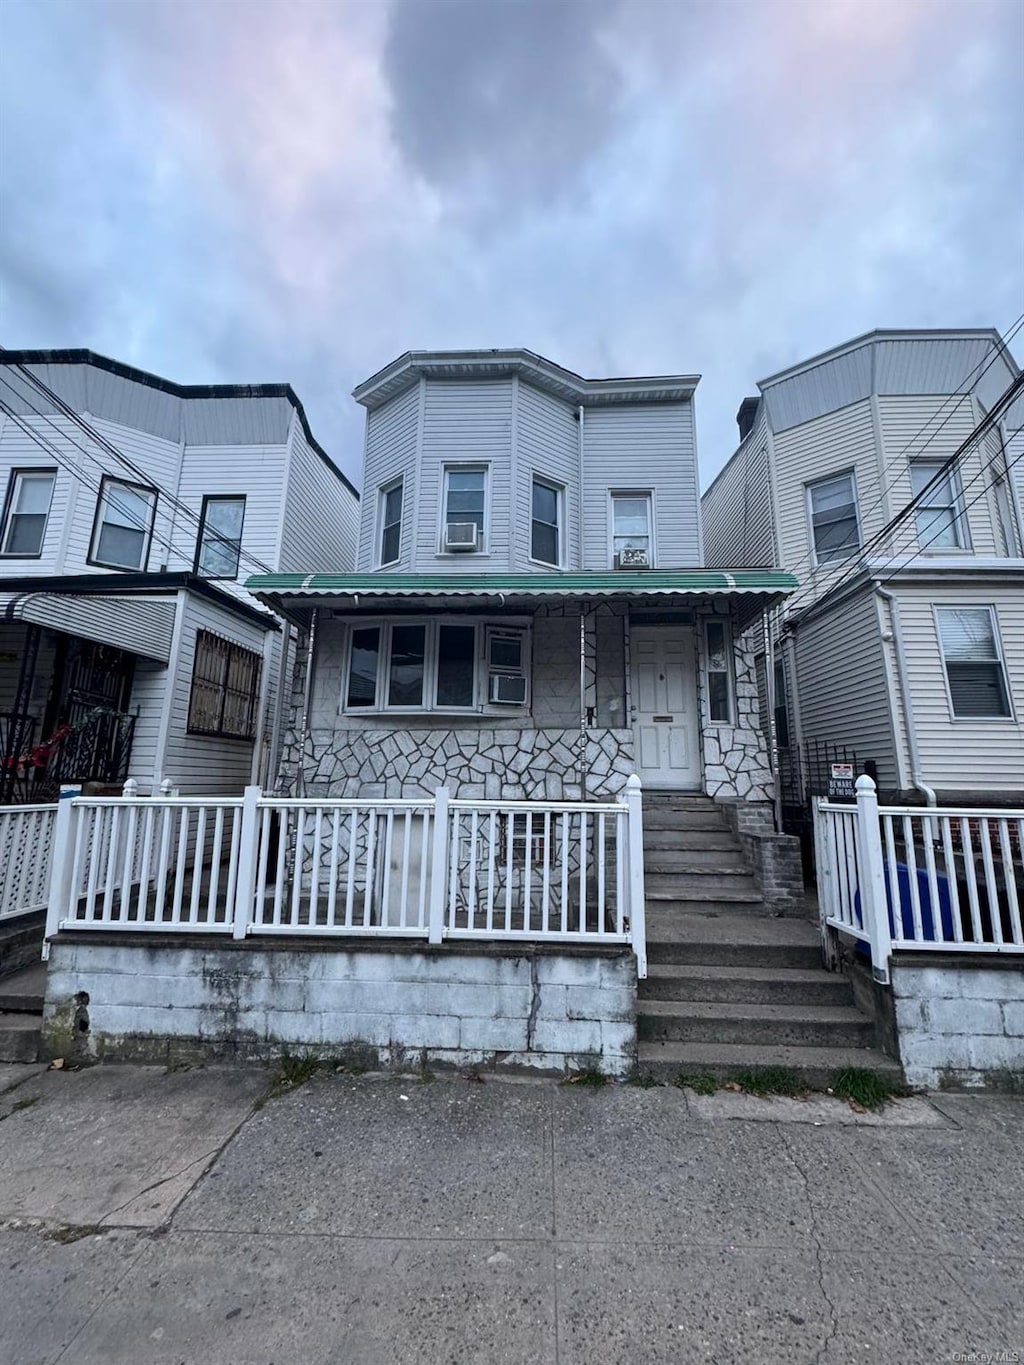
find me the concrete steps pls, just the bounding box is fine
[642,963,854,1006]
[638,999,876,1048]
[0,963,45,1063]
[636,1041,904,1089]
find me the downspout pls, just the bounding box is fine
[577,405,585,568]
[875,584,936,807]
[295,607,319,799]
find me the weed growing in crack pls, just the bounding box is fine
[674,1072,718,1095]
[831,1067,906,1110]
[730,1067,806,1098]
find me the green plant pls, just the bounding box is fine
[831,1067,905,1110]
[626,1070,661,1088]
[674,1071,718,1095]
[730,1067,806,1098]
[566,1068,607,1088]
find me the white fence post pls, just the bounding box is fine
[42,784,81,959]
[625,774,647,979]
[855,774,891,985]
[232,785,262,940]
[427,787,450,945]
[813,799,840,971]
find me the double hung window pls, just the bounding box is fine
[611,493,652,566]
[196,496,246,578]
[936,607,1012,719]
[531,478,562,566]
[90,477,158,570]
[807,472,860,566]
[379,481,403,566]
[443,468,487,550]
[187,632,262,739]
[1,469,56,557]
[910,460,965,550]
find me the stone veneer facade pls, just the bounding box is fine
[276,604,774,806]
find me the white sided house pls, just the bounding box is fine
[702,328,1024,809]
[250,349,795,812]
[0,350,359,803]
[703,329,1024,1088]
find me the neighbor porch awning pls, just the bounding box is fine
[0,591,176,663]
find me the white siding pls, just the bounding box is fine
[700,423,776,568]
[357,383,420,571]
[895,582,1024,794]
[791,591,900,790]
[0,413,90,576]
[581,402,699,570]
[771,398,881,604]
[280,423,359,574]
[162,594,275,795]
[515,381,580,569]
[126,656,172,792]
[171,442,289,581]
[877,395,999,557]
[414,379,514,572]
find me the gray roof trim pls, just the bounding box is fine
[353,349,700,411]
[0,349,358,499]
[756,328,1005,392]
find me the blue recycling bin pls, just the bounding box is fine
[854,861,955,960]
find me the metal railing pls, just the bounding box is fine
[814,775,1024,983]
[0,802,57,922]
[44,778,649,975]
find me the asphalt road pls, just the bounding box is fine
[0,1062,1020,1364]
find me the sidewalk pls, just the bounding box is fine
[0,1061,1020,1364]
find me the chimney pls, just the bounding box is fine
[736,396,759,441]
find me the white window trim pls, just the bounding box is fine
[933,603,1015,723]
[911,459,971,554]
[529,473,565,568]
[340,616,531,716]
[438,464,490,556]
[702,616,735,726]
[806,469,861,569]
[608,489,656,569]
[0,468,56,558]
[377,478,404,568]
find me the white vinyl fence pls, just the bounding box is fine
[44,779,649,975]
[0,803,57,922]
[814,775,1024,983]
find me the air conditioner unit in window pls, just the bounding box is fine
[489,673,527,705]
[615,548,650,569]
[445,522,480,551]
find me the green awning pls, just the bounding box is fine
[245,569,798,602]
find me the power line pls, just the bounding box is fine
[781,369,1024,621]
[0,357,282,578]
[763,315,1024,606]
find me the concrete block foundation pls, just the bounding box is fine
[42,935,638,1077]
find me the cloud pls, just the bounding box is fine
[1,0,1020,491]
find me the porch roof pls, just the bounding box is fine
[0,590,176,662]
[245,569,797,624]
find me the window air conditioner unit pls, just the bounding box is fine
[489,673,527,705]
[445,522,480,551]
[616,548,650,569]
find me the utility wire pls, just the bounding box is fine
[759,314,1024,605]
[0,356,283,578]
[781,370,1024,622]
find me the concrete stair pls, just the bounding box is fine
[636,797,902,1087]
[0,963,45,1063]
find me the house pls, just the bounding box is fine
[247,349,796,824]
[701,328,1024,810]
[0,349,359,803]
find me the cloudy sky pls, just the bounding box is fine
[1,0,1021,488]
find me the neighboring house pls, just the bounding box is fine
[0,350,359,801]
[248,349,795,813]
[702,328,1024,808]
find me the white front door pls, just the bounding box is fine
[630,625,701,789]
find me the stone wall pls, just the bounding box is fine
[697,617,774,804]
[42,938,637,1078]
[890,960,1024,1090]
[277,606,775,806]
